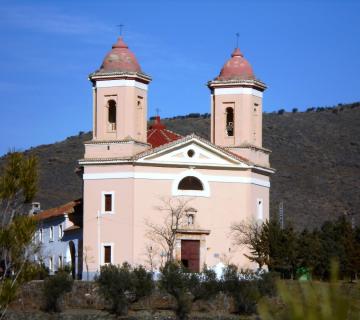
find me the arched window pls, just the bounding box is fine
[108,100,116,130]
[178,176,203,191]
[226,107,234,136]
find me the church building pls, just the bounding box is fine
[34,36,274,279]
[78,36,273,279]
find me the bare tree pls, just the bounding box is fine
[83,246,95,281]
[145,197,192,264]
[231,219,269,269]
[144,244,160,272]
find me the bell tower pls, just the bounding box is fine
[85,37,152,159]
[208,46,270,166]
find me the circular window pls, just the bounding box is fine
[187,149,195,158]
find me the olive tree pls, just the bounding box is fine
[0,152,38,318]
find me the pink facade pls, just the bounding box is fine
[80,37,274,277]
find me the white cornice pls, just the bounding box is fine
[95,79,148,91]
[214,87,263,97]
[83,171,270,188]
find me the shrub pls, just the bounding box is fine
[132,265,155,301]
[258,263,360,319]
[292,108,298,113]
[43,268,73,312]
[159,262,220,320]
[25,262,49,280]
[96,263,132,315]
[159,262,192,320]
[96,263,154,316]
[257,271,278,297]
[221,265,261,315]
[277,109,285,115]
[189,266,220,302]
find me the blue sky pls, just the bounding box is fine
[0,0,359,155]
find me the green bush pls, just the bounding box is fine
[159,262,221,320]
[258,271,278,297]
[189,266,219,302]
[221,265,262,315]
[96,263,154,316]
[258,262,360,319]
[132,265,155,301]
[29,262,49,280]
[159,262,192,320]
[42,268,73,312]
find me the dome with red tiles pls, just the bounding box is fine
[216,47,255,81]
[99,37,141,73]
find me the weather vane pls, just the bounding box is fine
[235,32,239,48]
[155,108,160,116]
[117,24,125,36]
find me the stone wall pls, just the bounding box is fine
[9,280,236,318]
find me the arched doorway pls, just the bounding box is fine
[69,241,76,279]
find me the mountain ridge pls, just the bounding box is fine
[6,102,360,230]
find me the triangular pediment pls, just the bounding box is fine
[137,136,249,168]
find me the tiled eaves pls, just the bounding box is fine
[79,157,133,163]
[79,135,274,172]
[224,143,272,154]
[80,134,252,164]
[159,127,183,139]
[79,134,248,164]
[88,70,151,82]
[84,139,151,147]
[34,199,82,221]
[207,78,267,89]
[133,133,253,165]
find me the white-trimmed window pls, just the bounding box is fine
[49,256,54,272]
[172,170,210,197]
[178,176,204,191]
[107,99,117,131]
[102,191,115,214]
[101,243,114,265]
[58,224,63,239]
[49,226,54,242]
[225,107,234,136]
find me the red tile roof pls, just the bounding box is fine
[147,116,182,148]
[33,198,82,221]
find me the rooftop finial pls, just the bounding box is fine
[235,32,239,48]
[117,24,125,36]
[155,107,160,117]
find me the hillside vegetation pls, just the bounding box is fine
[7,103,360,230]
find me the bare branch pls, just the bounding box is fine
[145,197,193,265]
[231,219,269,269]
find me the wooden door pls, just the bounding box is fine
[181,240,200,272]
